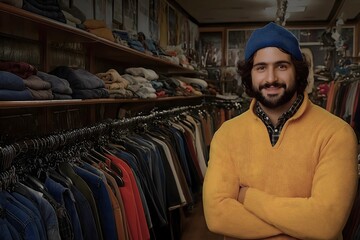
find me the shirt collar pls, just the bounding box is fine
[255,94,304,126]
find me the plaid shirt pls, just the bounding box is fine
[255,94,304,146]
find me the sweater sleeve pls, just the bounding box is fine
[203,125,282,238]
[243,124,358,239]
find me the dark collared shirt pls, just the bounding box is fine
[255,94,304,146]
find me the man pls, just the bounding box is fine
[203,22,358,240]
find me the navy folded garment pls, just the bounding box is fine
[50,66,105,90]
[22,0,66,23]
[0,71,26,91]
[0,89,33,100]
[37,71,73,95]
[72,88,109,99]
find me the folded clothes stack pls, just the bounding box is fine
[0,71,33,101]
[96,69,133,99]
[83,19,115,42]
[24,74,53,100]
[50,66,109,99]
[22,0,66,23]
[37,71,73,100]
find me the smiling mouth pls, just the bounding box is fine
[259,83,286,91]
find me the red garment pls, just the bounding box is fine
[0,61,37,78]
[106,154,150,240]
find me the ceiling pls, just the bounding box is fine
[173,0,360,27]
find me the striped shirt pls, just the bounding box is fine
[255,94,304,146]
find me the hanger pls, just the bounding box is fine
[22,174,45,192]
[102,163,124,187]
[49,169,73,188]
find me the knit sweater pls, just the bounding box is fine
[203,93,358,240]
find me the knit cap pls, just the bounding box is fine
[245,22,303,61]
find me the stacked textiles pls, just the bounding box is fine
[96,69,133,99]
[122,74,156,99]
[50,66,109,99]
[24,75,53,100]
[22,0,66,23]
[0,61,55,100]
[0,71,33,100]
[83,19,115,42]
[171,76,208,96]
[123,67,158,99]
[37,71,73,99]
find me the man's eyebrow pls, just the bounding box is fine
[253,60,291,67]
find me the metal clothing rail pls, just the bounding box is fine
[0,122,110,170]
[0,103,206,168]
[110,103,204,128]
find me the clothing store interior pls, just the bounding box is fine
[0,0,359,239]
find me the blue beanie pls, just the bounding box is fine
[244,22,303,61]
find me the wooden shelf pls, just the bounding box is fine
[0,3,206,143]
[0,2,199,74]
[0,96,203,109]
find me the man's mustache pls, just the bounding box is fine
[259,82,286,90]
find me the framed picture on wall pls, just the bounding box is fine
[138,0,150,37]
[113,0,123,25]
[72,0,94,19]
[226,29,253,67]
[199,31,223,68]
[123,0,138,32]
[94,0,106,21]
[149,0,159,42]
[168,4,177,46]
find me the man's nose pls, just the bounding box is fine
[266,67,277,83]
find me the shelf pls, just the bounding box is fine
[0,3,207,143]
[0,2,199,74]
[0,96,203,109]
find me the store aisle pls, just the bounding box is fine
[180,199,222,240]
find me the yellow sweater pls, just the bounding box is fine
[203,94,358,240]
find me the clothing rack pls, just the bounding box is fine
[111,103,204,128]
[0,103,206,170]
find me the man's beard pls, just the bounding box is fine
[253,82,297,108]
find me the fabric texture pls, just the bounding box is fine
[203,93,358,239]
[245,22,303,61]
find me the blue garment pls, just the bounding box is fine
[129,135,166,207]
[50,66,105,90]
[0,217,22,240]
[0,217,15,240]
[79,162,107,182]
[10,192,47,240]
[168,126,192,188]
[73,165,117,240]
[70,184,99,240]
[0,71,26,90]
[22,0,66,23]
[3,192,46,240]
[18,183,61,240]
[0,89,33,100]
[37,71,72,95]
[127,39,145,52]
[45,176,84,240]
[0,192,40,240]
[71,88,109,99]
[145,134,182,208]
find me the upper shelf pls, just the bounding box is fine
[0,2,199,74]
